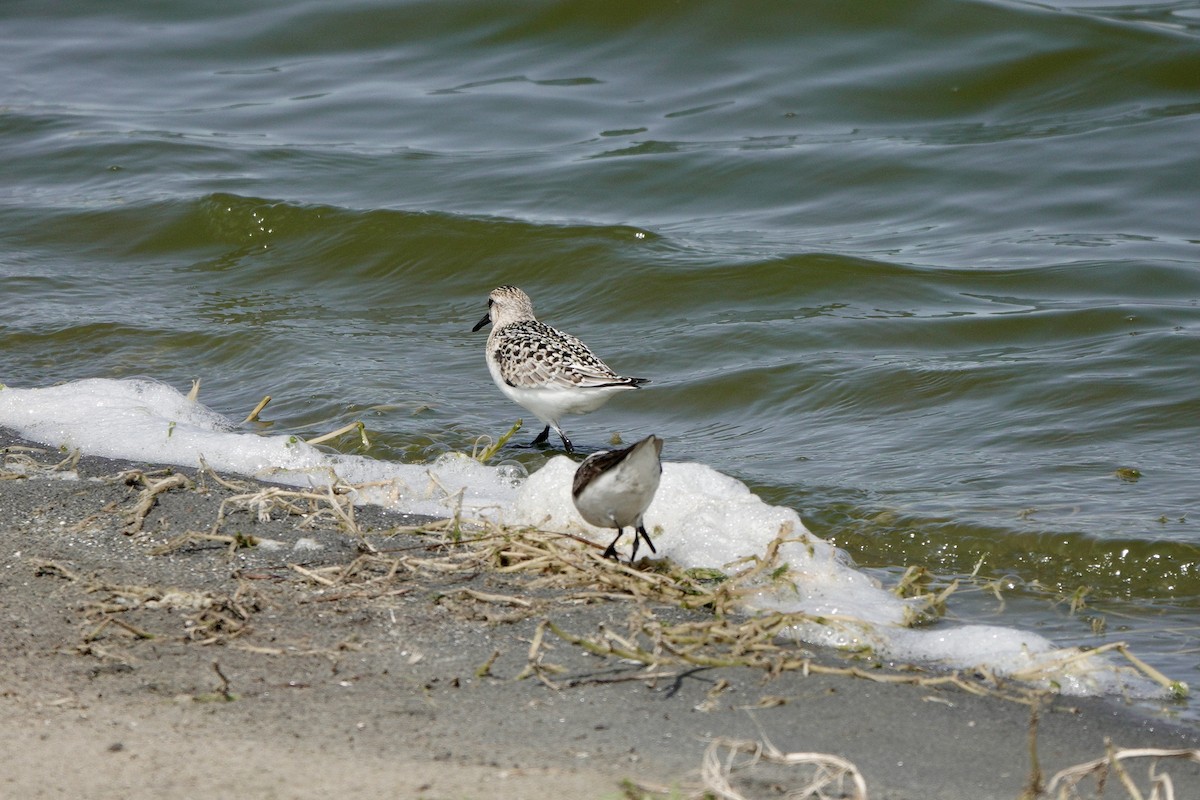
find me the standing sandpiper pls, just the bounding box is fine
[472,285,648,453]
[571,434,664,563]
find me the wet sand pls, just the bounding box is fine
[2,429,1198,799]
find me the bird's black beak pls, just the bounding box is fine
[471,312,491,332]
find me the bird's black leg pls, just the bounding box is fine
[528,425,551,447]
[603,528,623,560]
[628,525,657,565]
[637,524,657,557]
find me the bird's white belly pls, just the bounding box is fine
[502,383,621,422]
[487,357,625,424]
[574,462,659,529]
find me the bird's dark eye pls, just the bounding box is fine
[487,299,494,307]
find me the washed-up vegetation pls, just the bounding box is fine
[3,440,1196,799]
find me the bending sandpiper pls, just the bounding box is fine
[472,285,648,453]
[572,434,663,563]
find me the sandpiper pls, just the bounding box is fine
[571,434,664,563]
[472,285,648,453]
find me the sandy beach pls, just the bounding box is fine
[2,429,1198,800]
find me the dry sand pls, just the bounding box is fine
[2,429,1198,800]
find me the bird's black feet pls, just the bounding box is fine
[528,425,551,447]
[525,425,575,454]
[629,524,657,564]
[603,526,656,564]
[603,529,623,560]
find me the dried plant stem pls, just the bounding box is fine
[242,395,272,423]
[456,588,532,607]
[701,735,868,800]
[1045,740,1200,800]
[123,473,194,535]
[473,419,523,463]
[149,531,258,558]
[306,421,369,448]
[290,563,337,587]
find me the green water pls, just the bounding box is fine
[2,0,1199,712]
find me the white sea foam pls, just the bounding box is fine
[0,377,1167,698]
[0,378,520,518]
[513,456,1162,697]
[514,456,912,629]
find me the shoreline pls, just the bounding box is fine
[2,428,1198,799]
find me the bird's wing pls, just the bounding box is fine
[496,322,635,390]
[571,447,629,497]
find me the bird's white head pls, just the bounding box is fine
[472,285,536,332]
